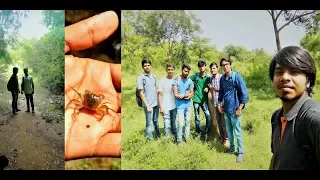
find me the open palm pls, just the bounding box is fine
[64,11,121,161]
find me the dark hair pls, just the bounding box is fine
[182,63,191,71]
[209,62,218,68]
[220,57,232,66]
[141,58,152,67]
[12,67,18,73]
[269,46,317,96]
[166,64,175,69]
[198,59,206,67]
[24,68,28,71]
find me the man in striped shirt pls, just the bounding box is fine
[208,62,229,146]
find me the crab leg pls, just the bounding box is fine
[72,104,84,122]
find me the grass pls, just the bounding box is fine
[121,66,320,170]
[65,158,121,170]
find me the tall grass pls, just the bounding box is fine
[121,62,320,170]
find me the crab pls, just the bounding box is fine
[65,86,117,122]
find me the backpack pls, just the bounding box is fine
[135,74,157,107]
[7,76,13,91]
[192,73,200,90]
[222,71,247,110]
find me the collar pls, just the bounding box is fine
[283,92,311,121]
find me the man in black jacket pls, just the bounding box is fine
[7,67,21,115]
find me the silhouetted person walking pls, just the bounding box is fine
[7,67,21,115]
[21,68,35,113]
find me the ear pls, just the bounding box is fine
[306,82,310,88]
[306,77,310,88]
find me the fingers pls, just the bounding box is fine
[65,11,119,53]
[110,63,121,92]
[95,133,121,157]
[101,112,121,133]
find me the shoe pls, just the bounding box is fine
[223,139,230,148]
[32,110,35,113]
[16,109,21,112]
[236,153,244,163]
[25,110,30,112]
[225,149,235,154]
[204,134,208,142]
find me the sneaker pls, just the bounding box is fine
[204,134,208,142]
[236,153,244,163]
[225,149,235,154]
[223,139,230,148]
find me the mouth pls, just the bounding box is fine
[279,85,294,91]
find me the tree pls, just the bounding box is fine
[0,10,29,63]
[267,10,320,51]
[300,32,320,62]
[41,10,64,29]
[141,10,201,61]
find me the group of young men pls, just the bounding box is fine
[137,57,249,163]
[7,67,35,114]
[136,46,320,169]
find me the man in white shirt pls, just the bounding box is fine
[158,64,177,137]
[21,68,35,113]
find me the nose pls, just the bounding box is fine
[281,71,290,82]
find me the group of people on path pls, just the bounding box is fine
[136,46,320,169]
[7,67,35,115]
[136,57,249,163]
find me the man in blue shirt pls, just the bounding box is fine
[218,57,249,163]
[173,63,194,144]
[137,58,160,140]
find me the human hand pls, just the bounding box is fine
[235,109,241,117]
[218,106,224,114]
[64,11,121,161]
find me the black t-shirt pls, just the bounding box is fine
[271,93,320,170]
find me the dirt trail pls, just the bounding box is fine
[0,97,64,170]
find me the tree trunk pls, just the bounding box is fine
[271,11,281,51]
[275,29,281,51]
[208,91,220,140]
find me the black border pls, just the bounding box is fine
[1,170,320,177]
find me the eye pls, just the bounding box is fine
[274,70,283,75]
[290,69,300,75]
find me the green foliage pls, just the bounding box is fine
[41,10,65,29]
[122,10,320,170]
[7,12,64,95]
[0,10,29,64]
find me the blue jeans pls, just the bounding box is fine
[224,112,243,154]
[176,106,191,143]
[193,102,211,135]
[143,105,160,140]
[163,108,177,136]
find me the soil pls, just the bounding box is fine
[0,97,64,170]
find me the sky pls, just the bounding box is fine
[18,10,49,40]
[191,10,306,54]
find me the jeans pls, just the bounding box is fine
[163,108,177,136]
[25,94,34,111]
[10,91,18,114]
[143,105,160,140]
[193,102,211,135]
[224,112,243,154]
[215,106,228,141]
[176,106,191,143]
